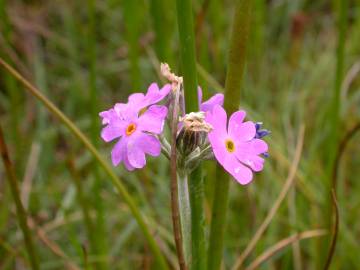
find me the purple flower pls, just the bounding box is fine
[101,83,171,124]
[206,105,268,185]
[198,87,224,112]
[128,83,171,109]
[99,83,170,170]
[255,122,270,139]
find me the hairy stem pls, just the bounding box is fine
[170,87,187,269]
[178,172,192,265]
[175,0,207,268]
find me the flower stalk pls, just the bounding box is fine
[170,82,188,270]
[175,0,207,269]
[177,171,192,266]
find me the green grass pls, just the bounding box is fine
[0,0,359,269]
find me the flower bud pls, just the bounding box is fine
[176,112,212,156]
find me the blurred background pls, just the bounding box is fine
[0,0,359,269]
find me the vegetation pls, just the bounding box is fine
[0,0,359,269]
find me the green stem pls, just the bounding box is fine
[189,167,206,269]
[86,1,108,268]
[326,0,348,179]
[175,0,199,112]
[123,0,142,89]
[175,0,207,269]
[0,0,21,162]
[207,1,253,269]
[177,172,191,264]
[322,0,348,266]
[0,125,39,270]
[207,168,230,270]
[150,0,173,65]
[0,58,169,270]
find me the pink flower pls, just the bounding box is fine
[198,87,224,112]
[128,83,171,109]
[206,105,268,184]
[99,83,170,170]
[101,83,171,124]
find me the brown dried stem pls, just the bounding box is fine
[170,82,187,270]
[323,190,339,270]
[245,229,327,270]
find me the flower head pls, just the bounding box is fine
[206,105,268,185]
[99,83,170,170]
[177,112,212,156]
[176,87,223,145]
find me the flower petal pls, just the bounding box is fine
[138,105,168,134]
[208,132,227,164]
[123,153,136,171]
[197,86,203,109]
[250,139,268,154]
[99,109,117,125]
[205,104,227,137]
[222,154,253,185]
[235,139,268,172]
[200,93,224,112]
[228,110,246,130]
[111,137,126,166]
[230,120,256,142]
[128,93,145,107]
[101,122,125,142]
[127,133,146,168]
[115,102,138,120]
[137,134,161,156]
[144,83,171,106]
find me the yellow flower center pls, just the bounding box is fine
[225,139,235,153]
[126,123,137,136]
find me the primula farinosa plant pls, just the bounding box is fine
[100,63,269,183]
[99,63,269,267]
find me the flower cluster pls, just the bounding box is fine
[100,67,269,184]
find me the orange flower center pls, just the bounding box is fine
[225,139,235,153]
[126,123,137,136]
